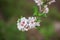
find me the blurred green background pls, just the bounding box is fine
[0,0,60,40]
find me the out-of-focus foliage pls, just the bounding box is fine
[0,0,60,40]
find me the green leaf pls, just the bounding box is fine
[33,6,38,16]
[44,14,47,17]
[38,13,47,17]
[38,13,43,16]
[36,26,40,30]
[38,13,44,16]
[21,16,23,18]
[33,12,37,16]
[36,18,41,22]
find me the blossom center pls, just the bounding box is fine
[21,21,25,26]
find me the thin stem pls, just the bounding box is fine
[38,5,42,13]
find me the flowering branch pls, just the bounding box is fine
[17,0,56,31]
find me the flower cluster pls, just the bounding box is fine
[17,17,40,31]
[33,0,56,13]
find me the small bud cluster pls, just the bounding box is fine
[34,0,56,13]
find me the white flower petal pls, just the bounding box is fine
[34,0,39,3]
[34,0,43,6]
[36,22,40,26]
[43,5,49,13]
[48,0,56,5]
